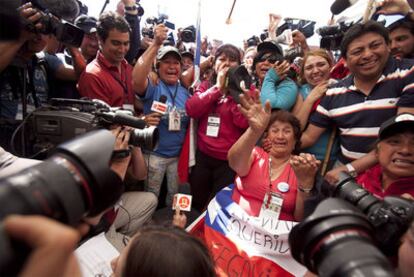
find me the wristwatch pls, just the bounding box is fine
[345,163,357,178]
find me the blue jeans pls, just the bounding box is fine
[143,154,179,206]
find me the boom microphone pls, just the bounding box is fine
[34,0,80,21]
[330,0,359,15]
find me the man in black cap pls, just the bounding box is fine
[132,24,190,206]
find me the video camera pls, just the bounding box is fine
[23,0,84,47]
[20,98,159,158]
[289,173,414,277]
[246,35,260,47]
[317,21,353,51]
[142,15,175,46]
[0,129,124,275]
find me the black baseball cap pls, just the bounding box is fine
[257,40,283,56]
[379,113,414,140]
[75,15,97,34]
[157,46,182,61]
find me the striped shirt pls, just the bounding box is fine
[310,57,414,163]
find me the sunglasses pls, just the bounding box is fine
[258,53,282,64]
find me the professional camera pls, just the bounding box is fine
[0,129,124,275]
[180,25,196,43]
[225,65,253,104]
[246,35,260,47]
[276,18,316,38]
[317,21,353,51]
[19,98,159,157]
[289,173,414,277]
[142,15,175,46]
[24,0,85,47]
[134,0,145,17]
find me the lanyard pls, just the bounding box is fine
[109,66,130,102]
[163,81,179,107]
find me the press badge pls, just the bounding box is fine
[260,191,284,219]
[168,110,181,131]
[206,115,220,137]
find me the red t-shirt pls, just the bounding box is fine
[232,147,298,221]
[78,52,135,107]
[356,164,414,199]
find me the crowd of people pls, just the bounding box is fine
[1,0,414,276]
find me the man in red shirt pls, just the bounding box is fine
[78,11,135,109]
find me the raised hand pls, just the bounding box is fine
[376,0,412,15]
[238,89,271,133]
[153,24,169,46]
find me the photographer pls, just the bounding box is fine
[104,126,157,251]
[0,2,82,152]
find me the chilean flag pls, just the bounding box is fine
[187,185,307,276]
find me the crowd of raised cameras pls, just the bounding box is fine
[0,0,414,276]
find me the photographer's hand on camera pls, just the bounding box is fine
[4,215,88,277]
[110,127,132,180]
[0,3,43,73]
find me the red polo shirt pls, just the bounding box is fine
[78,52,135,107]
[356,164,414,199]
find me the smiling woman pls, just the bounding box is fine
[355,113,414,199]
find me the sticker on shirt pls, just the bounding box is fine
[259,191,283,220]
[168,110,181,131]
[206,115,220,137]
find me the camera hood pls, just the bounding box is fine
[55,129,124,216]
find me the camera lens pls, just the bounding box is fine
[289,198,395,277]
[129,126,159,151]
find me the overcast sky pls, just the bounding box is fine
[82,0,370,47]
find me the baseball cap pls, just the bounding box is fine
[379,113,414,140]
[157,46,182,61]
[257,40,283,56]
[75,15,98,34]
[181,51,194,60]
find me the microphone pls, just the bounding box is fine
[151,95,168,114]
[330,0,359,15]
[101,112,147,129]
[35,0,80,21]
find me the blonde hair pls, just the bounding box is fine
[299,49,333,85]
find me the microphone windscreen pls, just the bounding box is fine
[159,95,167,103]
[36,0,80,21]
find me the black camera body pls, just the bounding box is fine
[180,25,196,43]
[142,15,175,46]
[317,22,353,51]
[246,35,261,47]
[289,173,414,277]
[24,98,158,157]
[25,0,85,47]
